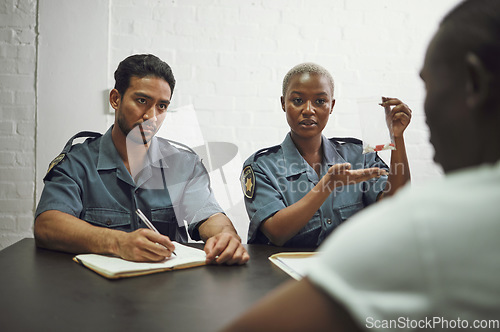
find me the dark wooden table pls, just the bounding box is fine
[0,238,312,332]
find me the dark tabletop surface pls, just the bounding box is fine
[0,238,313,332]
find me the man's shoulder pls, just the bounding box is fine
[45,131,103,177]
[156,137,198,159]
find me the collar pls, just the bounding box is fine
[322,136,347,167]
[281,133,347,177]
[96,126,169,188]
[97,126,121,172]
[281,133,312,177]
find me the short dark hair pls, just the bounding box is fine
[441,0,500,76]
[113,54,176,97]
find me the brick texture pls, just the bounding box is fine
[0,0,37,250]
[1,0,460,248]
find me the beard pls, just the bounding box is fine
[117,115,157,145]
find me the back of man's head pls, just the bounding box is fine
[114,54,176,98]
[422,0,500,173]
[442,0,500,78]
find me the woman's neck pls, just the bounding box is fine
[290,132,323,175]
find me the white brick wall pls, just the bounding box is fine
[1,0,461,248]
[110,0,458,240]
[0,0,37,249]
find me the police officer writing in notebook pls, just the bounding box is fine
[34,54,249,265]
[242,63,411,247]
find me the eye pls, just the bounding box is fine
[316,99,326,105]
[137,98,147,104]
[292,98,303,105]
[158,103,168,112]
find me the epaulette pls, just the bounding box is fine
[162,138,197,154]
[328,137,363,145]
[46,131,102,176]
[252,144,281,162]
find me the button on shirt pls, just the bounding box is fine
[243,133,388,247]
[35,126,223,242]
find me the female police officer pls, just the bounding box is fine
[241,63,411,247]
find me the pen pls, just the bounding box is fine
[136,209,176,256]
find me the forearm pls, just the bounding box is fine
[260,176,335,246]
[221,278,362,332]
[383,136,411,197]
[34,210,121,255]
[198,213,241,242]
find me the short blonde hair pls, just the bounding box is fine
[282,62,334,97]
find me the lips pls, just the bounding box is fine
[138,123,156,134]
[299,119,317,126]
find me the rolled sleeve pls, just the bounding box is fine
[244,163,287,243]
[35,166,83,219]
[175,157,224,227]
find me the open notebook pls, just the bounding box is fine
[73,242,206,279]
[269,252,319,280]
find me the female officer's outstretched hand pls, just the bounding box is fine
[325,163,387,190]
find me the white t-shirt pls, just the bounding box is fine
[308,161,500,331]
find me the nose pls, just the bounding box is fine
[143,106,157,122]
[303,100,314,115]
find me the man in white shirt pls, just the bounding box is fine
[221,0,500,330]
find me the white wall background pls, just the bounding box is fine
[0,0,462,249]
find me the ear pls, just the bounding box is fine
[330,99,336,114]
[281,96,285,112]
[109,89,121,111]
[465,52,491,111]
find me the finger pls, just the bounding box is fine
[349,167,387,175]
[393,112,411,125]
[390,103,412,118]
[142,231,175,258]
[380,96,402,105]
[154,234,176,253]
[205,234,233,263]
[144,231,175,253]
[204,237,217,262]
[347,168,387,179]
[222,245,249,265]
[348,172,384,183]
[213,239,241,265]
[328,163,351,175]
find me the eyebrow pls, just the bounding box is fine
[289,91,329,96]
[133,92,170,104]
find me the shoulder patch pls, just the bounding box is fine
[240,165,255,199]
[45,131,102,177]
[46,153,66,175]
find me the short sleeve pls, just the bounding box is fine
[362,152,389,205]
[174,157,224,241]
[35,162,84,219]
[244,162,287,244]
[307,199,432,330]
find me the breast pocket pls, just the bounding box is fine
[336,202,364,222]
[151,206,187,242]
[82,208,131,230]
